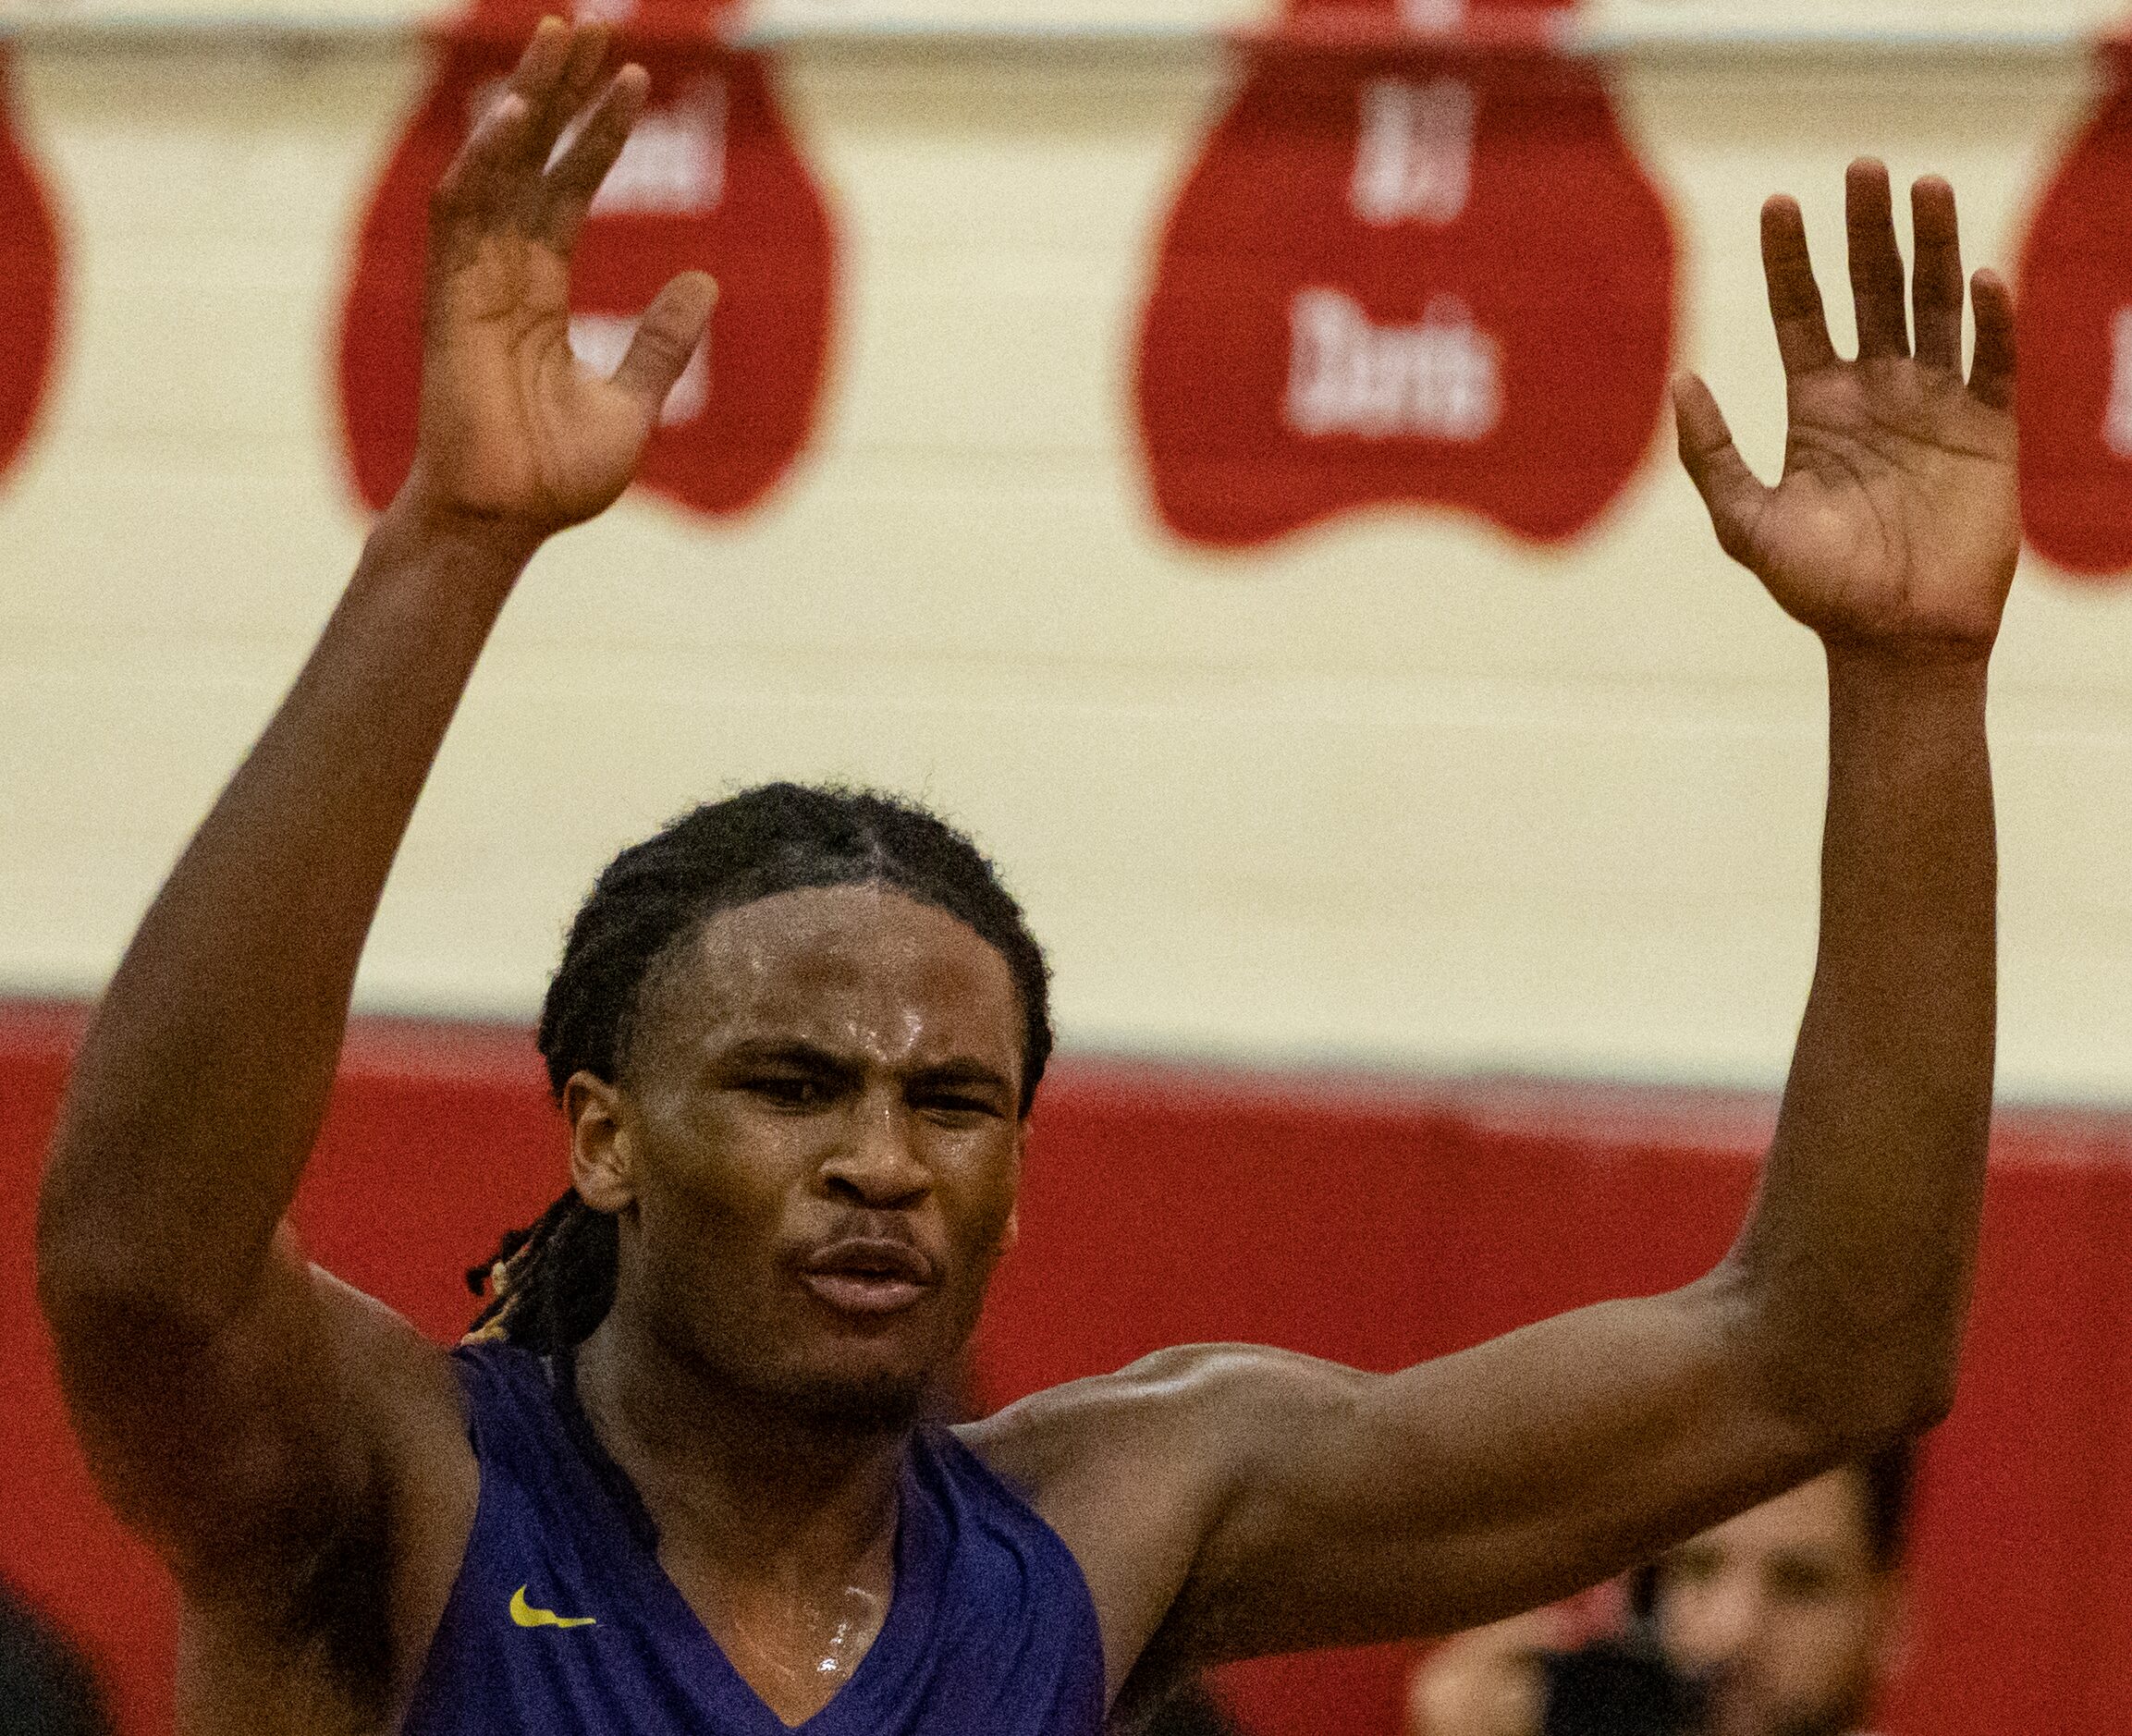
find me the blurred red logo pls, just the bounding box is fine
[1135,0,1673,548]
[0,52,61,490]
[337,0,835,520]
[2017,43,2132,579]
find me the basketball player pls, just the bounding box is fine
[37,21,2018,1735]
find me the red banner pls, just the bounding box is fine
[0,51,61,489]
[338,0,834,520]
[1280,0,1569,35]
[1135,0,1673,549]
[2017,43,2132,579]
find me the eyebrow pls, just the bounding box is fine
[1769,1547,1845,1571]
[712,1040,1013,1095]
[713,1040,860,1076]
[906,1059,1016,1095]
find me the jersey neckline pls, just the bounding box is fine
[543,1347,949,1736]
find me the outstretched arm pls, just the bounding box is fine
[1666,163,2008,1442]
[983,163,2015,1700]
[36,17,709,1626]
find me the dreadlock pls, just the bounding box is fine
[464,782,1054,1353]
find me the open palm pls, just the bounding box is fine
[1677,162,2017,661]
[405,19,716,538]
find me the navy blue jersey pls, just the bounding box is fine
[400,1343,1106,1735]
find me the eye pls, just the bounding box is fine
[1766,1557,1838,1605]
[912,1086,1005,1122]
[748,1075,833,1109]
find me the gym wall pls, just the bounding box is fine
[5,0,2132,1098]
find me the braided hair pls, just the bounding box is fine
[465,782,1053,1352]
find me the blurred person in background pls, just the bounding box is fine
[0,1579,114,1736]
[1409,1444,1915,1736]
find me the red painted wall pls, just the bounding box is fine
[5,1002,2128,1733]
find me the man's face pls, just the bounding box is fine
[572,884,1026,1428]
[1652,1470,1901,1736]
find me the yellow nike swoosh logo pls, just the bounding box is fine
[509,1584,597,1630]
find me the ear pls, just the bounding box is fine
[566,1070,636,1214]
[998,1119,1028,1254]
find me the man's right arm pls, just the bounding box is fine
[34,16,711,1624]
[37,509,534,1586]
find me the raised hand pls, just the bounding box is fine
[1675,161,2017,663]
[402,18,717,541]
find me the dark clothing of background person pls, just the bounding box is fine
[1119,1681,1249,1736]
[0,1582,114,1736]
[1540,1639,1702,1736]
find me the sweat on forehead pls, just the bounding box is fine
[535,783,1056,1117]
[626,886,1025,1073]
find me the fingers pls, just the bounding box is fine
[1845,158,1910,361]
[1770,163,1997,385]
[431,19,619,251]
[429,88,535,269]
[508,18,613,177]
[538,66,650,254]
[1968,268,2016,412]
[1673,372,1770,567]
[610,272,718,422]
[509,16,571,92]
[1909,175,1965,374]
[1760,195,1839,380]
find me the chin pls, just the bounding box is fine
[688,1288,979,1436]
[1707,1691,1852,1736]
[778,1364,934,1436]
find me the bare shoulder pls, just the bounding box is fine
[253,1267,475,1719]
[955,1343,1366,1701]
[309,1264,478,1605]
[154,1264,476,1734]
[308,1264,466,1449]
[960,1341,1360,1492]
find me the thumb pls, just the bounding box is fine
[610,271,717,422]
[1673,371,1769,567]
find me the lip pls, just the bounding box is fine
[796,1236,937,1318]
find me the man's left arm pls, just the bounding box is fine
[1133,652,1992,1669]
[975,161,2015,1704]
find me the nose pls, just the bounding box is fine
[1679,1577,1765,1674]
[818,1089,932,1210]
